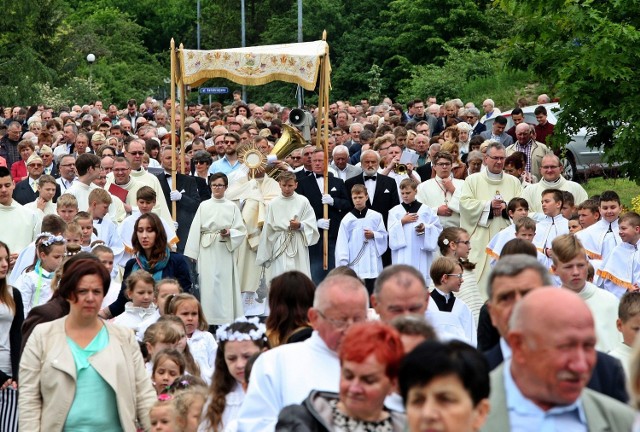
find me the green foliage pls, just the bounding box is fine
[367,64,383,104]
[497,0,640,180]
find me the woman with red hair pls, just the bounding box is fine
[276,321,406,431]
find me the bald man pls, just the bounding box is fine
[521,154,588,216]
[505,122,551,180]
[482,288,634,431]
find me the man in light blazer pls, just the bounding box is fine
[329,145,362,181]
[482,287,634,432]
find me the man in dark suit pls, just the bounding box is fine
[345,149,399,266]
[294,145,315,180]
[13,154,61,205]
[39,145,58,177]
[157,147,201,253]
[296,149,352,284]
[483,255,628,403]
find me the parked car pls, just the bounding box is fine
[484,103,608,181]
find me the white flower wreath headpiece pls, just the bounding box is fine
[216,316,267,343]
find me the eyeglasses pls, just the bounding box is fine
[28,163,43,168]
[223,140,237,144]
[211,184,227,188]
[486,155,506,161]
[316,309,366,330]
[436,162,452,167]
[455,240,471,245]
[541,165,561,170]
[128,151,145,156]
[446,273,464,278]
[59,163,75,168]
[290,156,301,160]
[194,160,209,165]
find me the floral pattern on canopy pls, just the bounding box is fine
[178,40,330,91]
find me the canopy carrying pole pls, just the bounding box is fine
[315,30,330,270]
[170,39,177,221]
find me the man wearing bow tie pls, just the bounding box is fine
[157,147,201,253]
[345,150,400,266]
[296,149,351,284]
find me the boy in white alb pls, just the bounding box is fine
[336,184,388,294]
[388,178,442,286]
[486,197,529,262]
[598,212,640,299]
[256,171,320,282]
[551,234,621,353]
[534,188,569,268]
[608,291,640,376]
[576,190,622,265]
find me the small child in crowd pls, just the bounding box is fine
[24,175,58,219]
[152,348,186,395]
[426,256,476,347]
[598,212,640,299]
[609,291,640,376]
[56,193,79,224]
[486,197,529,261]
[137,278,183,339]
[113,269,157,329]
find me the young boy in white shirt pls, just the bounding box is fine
[534,188,569,267]
[598,211,640,299]
[576,190,622,262]
[486,197,529,262]
[336,184,388,294]
[609,291,640,376]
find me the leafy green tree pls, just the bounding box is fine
[497,0,640,178]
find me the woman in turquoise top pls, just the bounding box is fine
[19,258,156,432]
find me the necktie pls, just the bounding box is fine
[165,173,171,178]
[315,173,323,178]
[364,175,376,181]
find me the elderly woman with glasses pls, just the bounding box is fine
[276,321,406,431]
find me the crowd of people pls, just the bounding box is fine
[0,92,640,431]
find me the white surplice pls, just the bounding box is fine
[388,202,442,285]
[335,209,388,279]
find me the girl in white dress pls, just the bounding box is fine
[200,317,268,432]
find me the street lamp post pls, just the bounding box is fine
[86,53,95,100]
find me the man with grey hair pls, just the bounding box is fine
[330,144,361,181]
[481,255,629,405]
[480,98,501,123]
[344,122,363,156]
[465,106,486,137]
[483,287,634,431]
[521,153,588,215]
[537,93,551,104]
[506,122,551,180]
[53,123,78,159]
[371,264,429,323]
[460,142,522,296]
[237,274,369,431]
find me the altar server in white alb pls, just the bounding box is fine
[485,197,529,262]
[426,256,477,347]
[598,212,640,299]
[576,190,622,262]
[533,188,569,268]
[256,171,319,283]
[183,173,247,326]
[416,151,464,228]
[388,178,442,286]
[335,184,388,294]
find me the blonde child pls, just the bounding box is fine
[88,188,123,257]
[202,317,269,432]
[137,278,183,339]
[15,232,66,316]
[24,175,58,219]
[92,244,120,308]
[149,396,177,432]
[152,348,186,395]
[426,256,476,347]
[610,291,640,376]
[437,227,483,321]
[173,387,208,432]
[113,270,157,329]
[56,193,78,224]
[74,211,97,252]
[157,315,201,378]
[165,294,217,384]
[144,321,185,375]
